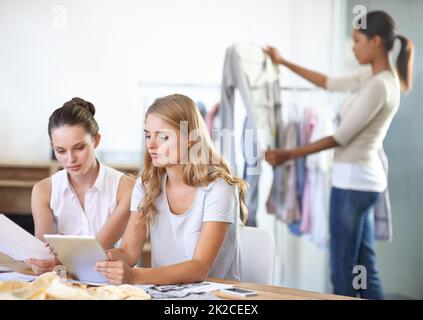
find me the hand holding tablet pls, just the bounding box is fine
[44,235,108,284]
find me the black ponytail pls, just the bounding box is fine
[358,11,414,93]
[395,34,414,93]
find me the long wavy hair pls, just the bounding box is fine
[138,94,248,230]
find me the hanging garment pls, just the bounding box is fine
[205,103,220,137]
[268,102,335,248]
[287,121,303,236]
[196,101,207,120]
[304,107,334,248]
[220,43,283,226]
[242,115,260,227]
[220,42,282,168]
[266,121,300,223]
[299,108,318,234]
[374,148,393,241]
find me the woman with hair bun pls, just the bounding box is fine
[26,97,134,275]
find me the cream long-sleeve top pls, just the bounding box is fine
[326,68,400,192]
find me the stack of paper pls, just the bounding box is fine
[0,214,51,261]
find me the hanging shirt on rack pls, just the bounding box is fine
[220,43,283,227]
[299,107,318,234]
[268,101,335,249]
[266,120,300,224]
[205,103,220,137]
[220,43,283,169]
[304,107,334,248]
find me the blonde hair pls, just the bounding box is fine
[138,94,248,230]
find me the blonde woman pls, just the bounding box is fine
[96,94,248,285]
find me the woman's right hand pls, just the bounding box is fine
[264,46,286,65]
[25,256,60,275]
[265,148,292,166]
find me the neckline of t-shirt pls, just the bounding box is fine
[163,174,201,217]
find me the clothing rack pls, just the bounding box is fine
[280,86,322,92]
[138,81,322,91]
[137,81,220,89]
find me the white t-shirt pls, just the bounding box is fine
[130,174,241,281]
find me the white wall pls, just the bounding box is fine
[0,0,337,160]
[0,0,341,293]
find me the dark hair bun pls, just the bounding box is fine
[63,97,96,116]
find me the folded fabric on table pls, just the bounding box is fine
[0,272,151,300]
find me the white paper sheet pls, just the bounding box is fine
[183,281,234,294]
[0,266,12,272]
[0,272,38,282]
[0,214,52,261]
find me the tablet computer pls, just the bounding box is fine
[44,234,108,284]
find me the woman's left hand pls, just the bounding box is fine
[264,149,292,166]
[95,260,134,285]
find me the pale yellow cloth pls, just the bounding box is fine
[0,272,150,300]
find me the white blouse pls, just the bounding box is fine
[50,161,123,236]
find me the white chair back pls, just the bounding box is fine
[239,226,275,285]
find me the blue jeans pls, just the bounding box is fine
[330,187,384,299]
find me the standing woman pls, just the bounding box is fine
[264,11,413,299]
[27,97,134,274]
[96,94,248,285]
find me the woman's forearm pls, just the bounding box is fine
[290,136,339,160]
[132,260,207,285]
[283,60,328,89]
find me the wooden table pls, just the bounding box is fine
[0,252,355,300]
[210,278,356,300]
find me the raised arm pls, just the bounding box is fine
[264,46,328,89]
